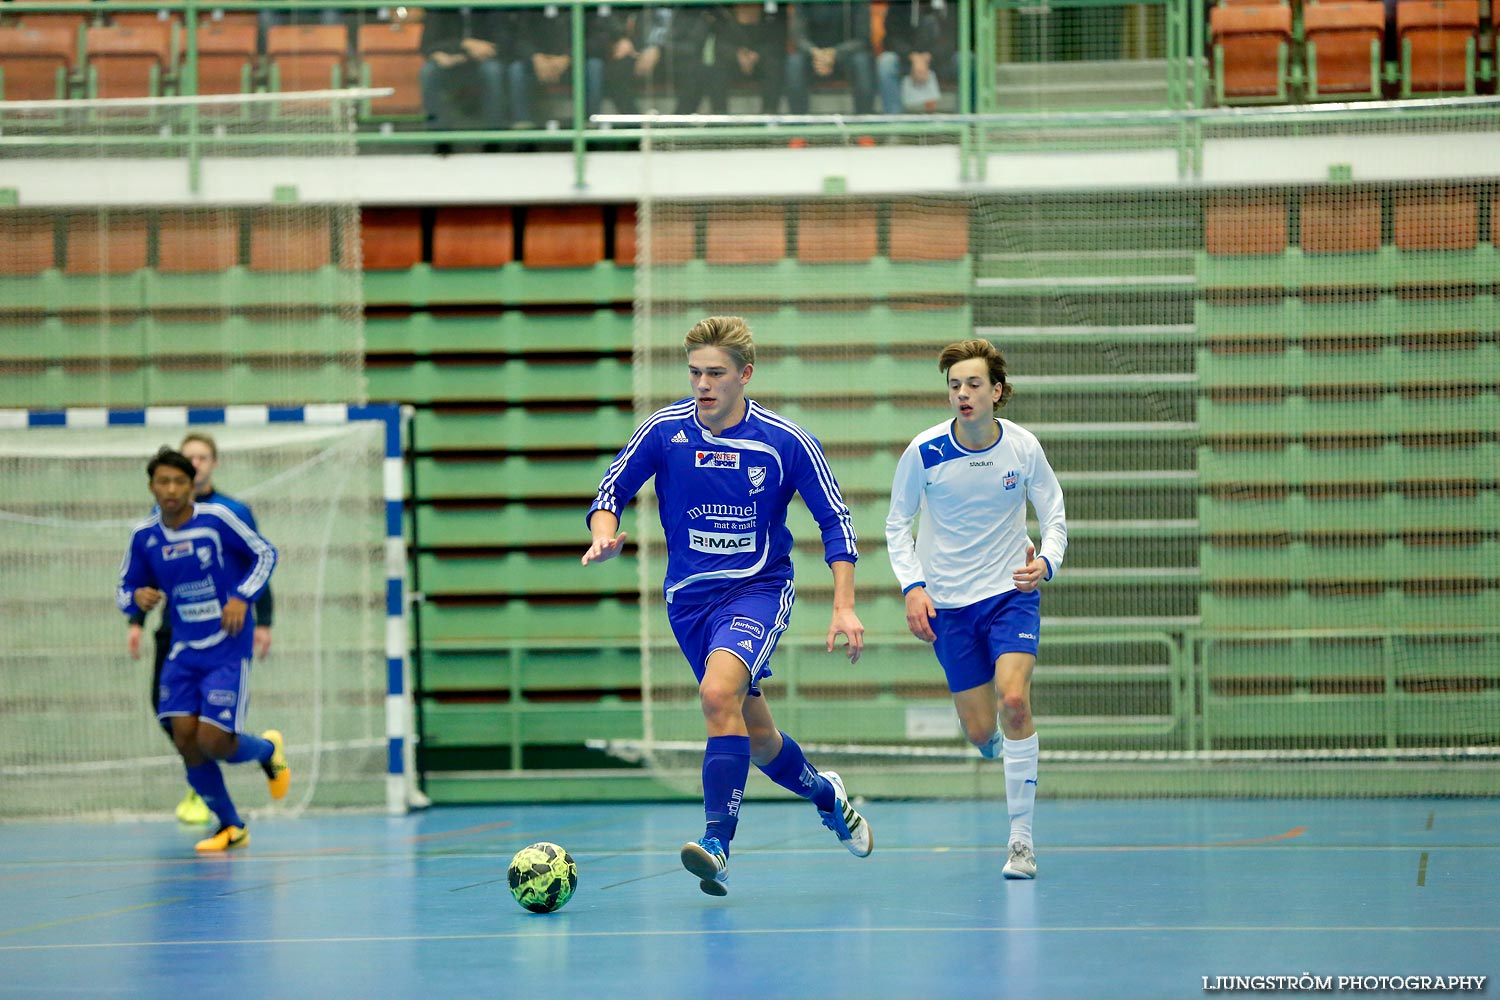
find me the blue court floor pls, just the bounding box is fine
[2,798,1496,1000]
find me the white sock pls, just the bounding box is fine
[1003,733,1039,848]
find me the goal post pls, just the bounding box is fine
[0,402,414,818]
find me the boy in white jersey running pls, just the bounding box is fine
[885,339,1068,879]
[583,316,873,897]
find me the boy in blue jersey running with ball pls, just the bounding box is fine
[886,339,1068,880]
[117,447,291,853]
[583,316,873,896]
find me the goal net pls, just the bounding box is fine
[0,406,407,819]
[620,107,1500,798]
[0,90,372,411]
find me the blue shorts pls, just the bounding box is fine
[667,577,795,696]
[157,639,252,734]
[931,589,1042,694]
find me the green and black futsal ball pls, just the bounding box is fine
[507,842,578,913]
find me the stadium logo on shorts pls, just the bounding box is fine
[730,617,764,639]
[695,450,740,469]
[1003,469,1019,490]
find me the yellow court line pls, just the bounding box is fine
[0,897,187,939]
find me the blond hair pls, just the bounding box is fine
[684,316,756,369]
[939,338,1014,411]
[179,432,219,459]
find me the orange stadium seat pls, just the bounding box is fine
[192,21,258,99]
[888,201,968,261]
[266,23,347,92]
[797,203,878,263]
[1393,188,1478,251]
[614,205,638,266]
[432,207,514,269]
[617,207,697,264]
[360,208,424,271]
[0,24,78,100]
[1398,0,1480,95]
[84,22,173,98]
[523,206,605,269]
[0,214,57,276]
[157,210,241,273]
[1303,2,1387,99]
[14,0,93,35]
[1300,191,1382,254]
[1205,195,1289,255]
[356,21,423,118]
[705,206,786,265]
[1210,4,1293,103]
[249,208,332,272]
[64,213,149,274]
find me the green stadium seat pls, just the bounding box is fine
[367,358,631,405]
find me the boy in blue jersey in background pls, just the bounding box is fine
[117,447,291,853]
[583,316,873,896]
[886,339,1068,880]
[126,433,276,825]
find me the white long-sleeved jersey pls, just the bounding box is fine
[885,418,1067,610]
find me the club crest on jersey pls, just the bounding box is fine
[161,540,194,560]
[1003,469,1019,490]
[747,466,766,494]
[696,450,740,469]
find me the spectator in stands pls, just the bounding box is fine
[877,0,958,114]
[786,0,875,115]
[420,5,511,131]
[591,4,673,117]
[673,3,792,115]
[885,338,1068,882]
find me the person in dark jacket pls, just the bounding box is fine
[877,1,958,113]
[419,6,513,130]
[673,3,792,114]
[787,0,875,115]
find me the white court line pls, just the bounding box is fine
[5,924,1500,952]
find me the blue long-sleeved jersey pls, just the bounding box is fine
[116,502,277,653]
[588,398,858,604]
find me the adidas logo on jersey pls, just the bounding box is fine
[737,639,754,652]
[218,710,232,721]
[671,429,689,443]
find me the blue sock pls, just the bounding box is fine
[702,735,750,854]
[226,733,273,765]
[757,731,835,812]
[184,761,242,829]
